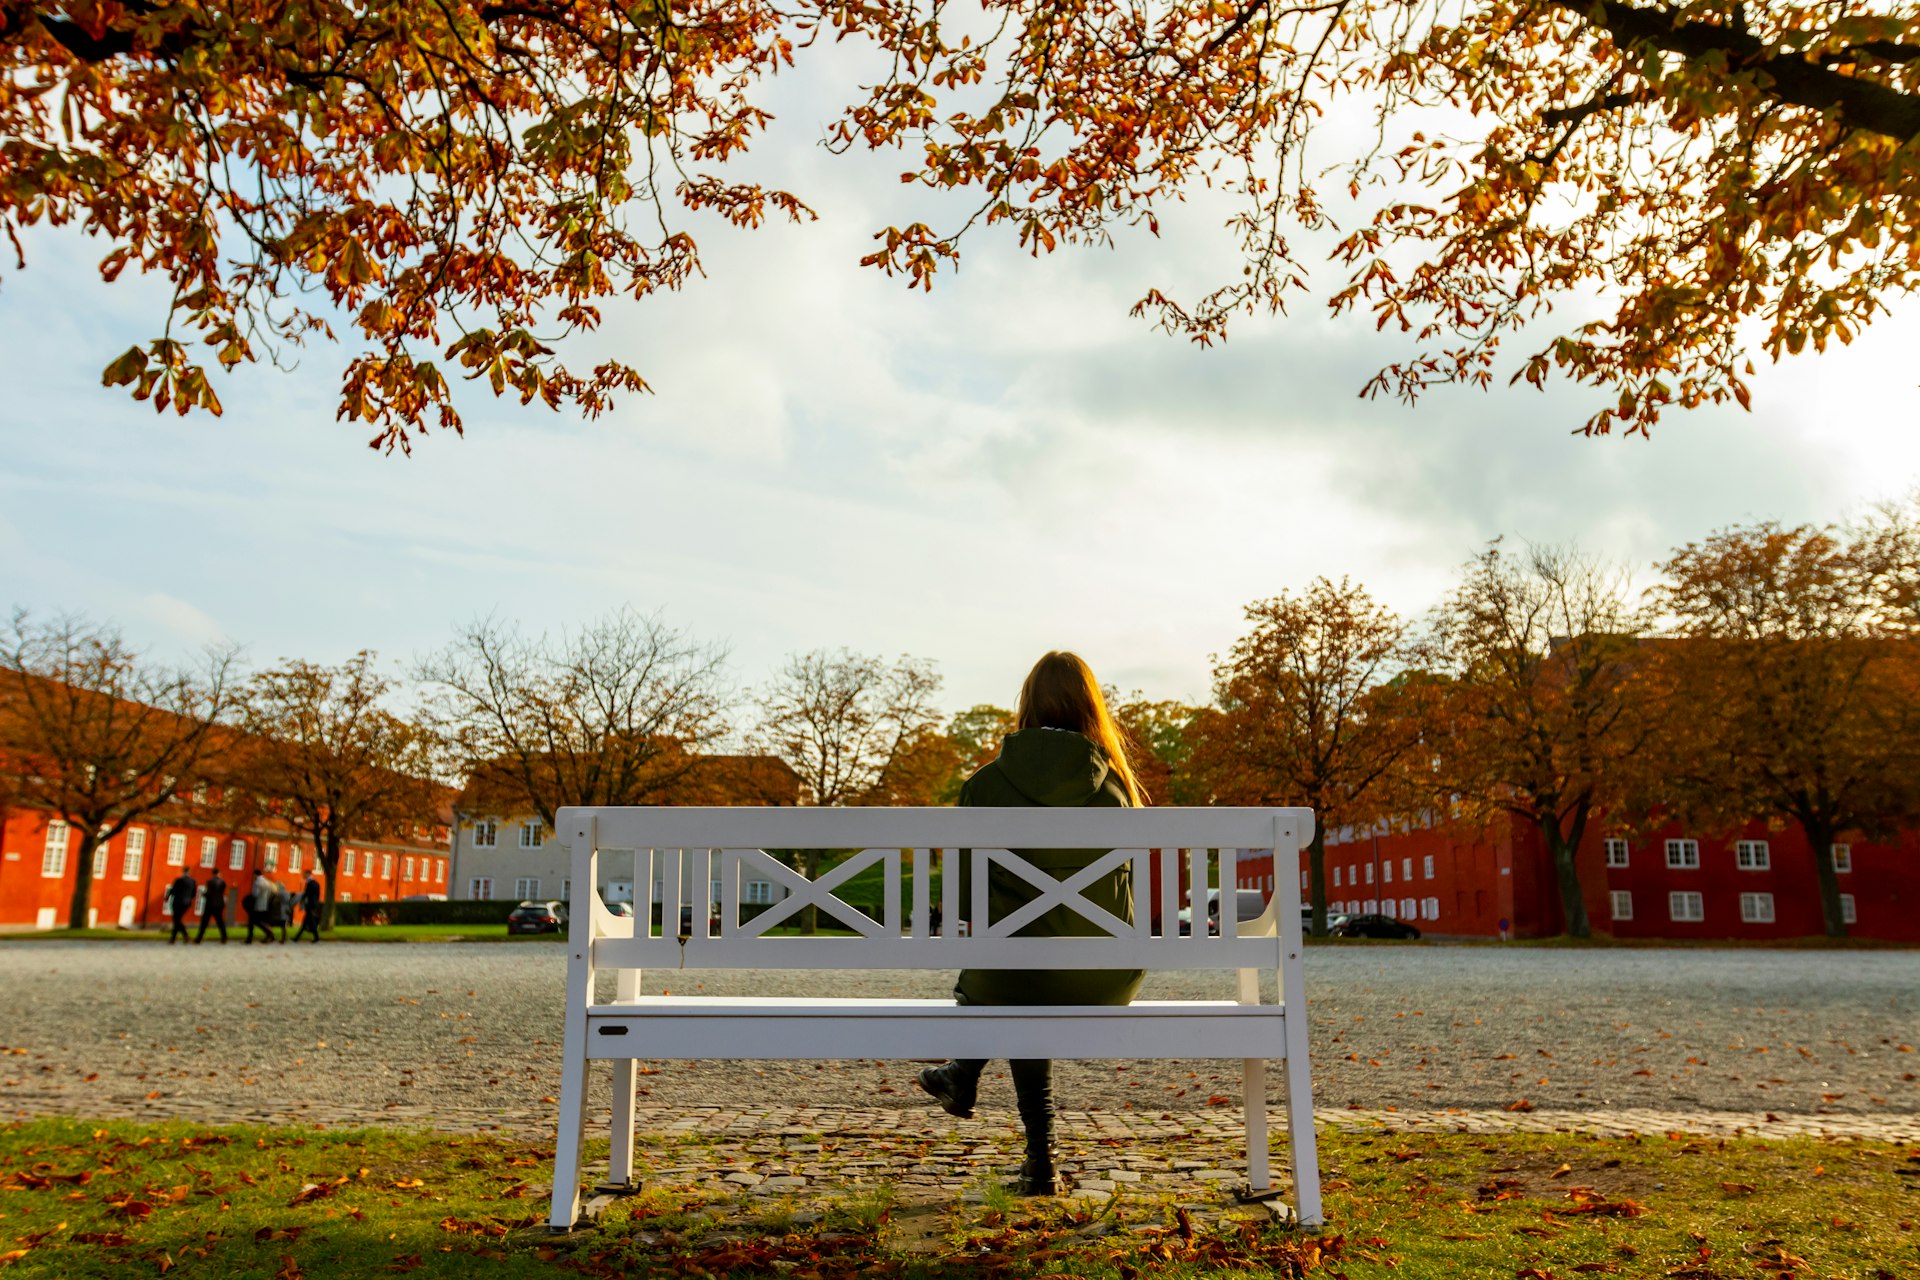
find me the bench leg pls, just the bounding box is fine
[550,946,594,1231]
[1281,1050,1324,1227]
[607,970,641,1188]
[1242,1058,1270,1193]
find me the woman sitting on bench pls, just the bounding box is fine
[916,650,1145,1195]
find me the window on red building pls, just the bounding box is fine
[345,849,357,875]
[1841,893,1856,923]
[1605,839,1630,868]
[228,839,247,871]
[92,838,109,879]
[167,833,186,866]
[1831,844,1853,874]
[199,837,218,868]
[1665,839,1700,869]
[124,829,146,880]
[1424,855,1435,879]
[265,842,279,872]
[1668,891,1704,922]
[1735,840,1770,871]
[42,822,71,878]
[1740,892,1775,923]
[1610,890,1633,921]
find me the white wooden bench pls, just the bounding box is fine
[549,806,1323,1231]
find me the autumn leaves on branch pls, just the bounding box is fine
[3,0,1917,446]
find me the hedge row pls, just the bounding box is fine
[328,899,520,926]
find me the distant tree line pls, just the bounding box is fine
[6,496,1919,936]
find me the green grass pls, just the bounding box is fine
[3,1117,1915,1278]
[0,925,556,944]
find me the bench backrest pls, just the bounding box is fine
[559,806,1313,973]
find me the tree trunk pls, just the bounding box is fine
[1307,826,1328,936]
[1802,819,1848,939]
[801,849,820,934]
[322,832,342,932]
[65,828,101,930]
[1541,823,1592,939]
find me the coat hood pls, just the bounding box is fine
[993,728,1113,806]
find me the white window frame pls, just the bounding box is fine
[1739,892,1775,924]
[1668,890,1704,922]
[519,821,545,849]
[1401,857,1413,881]
[1664,839,1700,870]
[1423,854,1435,880]
[123,829,146,881]
[1382,899,1396,918]
[92,838,110,879]
[1333,867,1342,888]
[560,878,571,901]
[264,842,280,872]
[42,821,71,879]
[473,820,498,848]
[167,833,187,866]
[515,877,541,900]
[344,849,357,876]
[1610,889,1633,921]
[1383,861,1393,884]
[1364,863,1374,884]
[1421,896,1439,920]
[381,853,393,879]
[1604,838,1630,868]
[469,877,493,900]
[1840,893,1856,924]
[1735,840,1770,871]
[1400,896,1416,919]
[403,856,415,882]
[228,838,247,871]
[199,836,219,869]
[1830,844,1853,874]
[288,844,302,874]
[746,880,774,905]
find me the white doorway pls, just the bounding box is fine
[118,896,137,927]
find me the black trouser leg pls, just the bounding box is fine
[1011,1059,1056,1193]
[170,920,188,944]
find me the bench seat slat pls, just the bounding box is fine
[584,1001,1289,1062]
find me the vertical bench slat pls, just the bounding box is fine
[940,848,959,940]
[884,849,902,935]
[911,849,930,938]
[1159,847,1178,939]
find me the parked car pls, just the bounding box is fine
[1328,913,1421,940]
[1177,888,1271,935]
[606,901,635,918]
[507,901,568,935]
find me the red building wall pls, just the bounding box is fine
[0,802,451,931]
[1240,812,1920,942]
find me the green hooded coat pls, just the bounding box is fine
[953,728,1145,1008]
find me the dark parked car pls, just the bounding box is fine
[507,901,568,935]
[1328,912,1421,940]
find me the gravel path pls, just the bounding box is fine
[2,942,1915,1128]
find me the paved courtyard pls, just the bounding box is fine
[2,942,1916,1142]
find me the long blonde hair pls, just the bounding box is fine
[1014,651,1146,806]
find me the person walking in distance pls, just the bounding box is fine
[296,871,323,943]
[196,868,230,944]
[267,877,291,943]
[915,651,1146,1196]
[166,869,197,945]
[244,870,276,944]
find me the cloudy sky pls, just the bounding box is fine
[3,48,1918,721]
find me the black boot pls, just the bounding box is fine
[1011,1059,1056,1195]
[916,1060,983,1119]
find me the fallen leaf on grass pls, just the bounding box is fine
[71,1232,132,1247]
[1549,1163,1573,1179]
[387,1255,423,1273]
[1720,1182,1756,1195]
[255,1227,307,1243]
[275,1254,303,1280]
[1506,1100,1536,1113]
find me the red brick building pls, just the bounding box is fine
[1230,813,1920,941]
[0,797,450,932]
